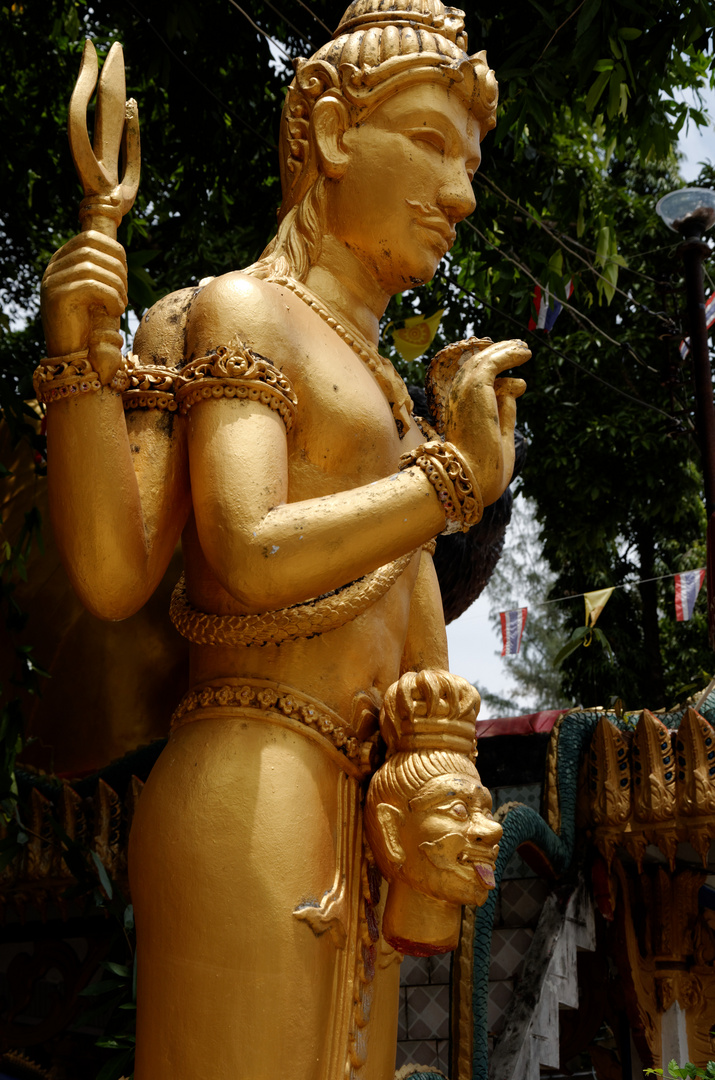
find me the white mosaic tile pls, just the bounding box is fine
[406,983,450,1040]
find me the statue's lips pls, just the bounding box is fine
[414,218,455,252]
[421,835,498,888]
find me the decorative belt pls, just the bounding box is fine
[171,677,376,778]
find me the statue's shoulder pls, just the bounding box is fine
[186,271,297,356]
[131,285,200,369]
[132,272,288,370]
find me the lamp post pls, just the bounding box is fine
[656,187,715,646]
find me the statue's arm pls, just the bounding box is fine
[399,551,449,673]
[45,392,190,620]
[186,277,528,614]
[40,231,191,620]
[187,397,446,613]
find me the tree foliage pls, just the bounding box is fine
[1,0,715,715]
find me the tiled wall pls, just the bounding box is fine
[395,782,550,1074]
[395,953,451,1074]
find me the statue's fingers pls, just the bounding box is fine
[51,279,127,320]
[494,377,527,400]
[45,251,128,293]
[495,387,520,448]
[49,230,128,268]
[471,339,530,379]
[46,263,128,309]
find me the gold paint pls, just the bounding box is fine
[612,860,715,1070]
[38,1,530,1074]
[365,672,500,954]
[633,709,677,824]
[452,904,476,1080]
[589,716,632,826]
[545,706,715,1068]
[676,707,715,819]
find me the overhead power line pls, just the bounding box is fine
[291,0,332,35]
[446,274,684,425]
[124,0,277,149]
[474,171,684,313]
[226,0,294,61]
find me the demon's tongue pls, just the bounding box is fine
[475,863,496,888]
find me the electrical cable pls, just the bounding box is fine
[123,0,277,150]
[260,0,316,49]
[465,219,686,377]
[444,274,683,424]
[226,0,295,60]
[290,0,332,35]
[474,172,685,302]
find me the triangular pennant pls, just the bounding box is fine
[391,309,444,363]
[584,588,614,628]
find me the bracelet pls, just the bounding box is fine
[122,354,179,412]
[175,345,298,430]
[398,440,483,535]
[33,351,129,404]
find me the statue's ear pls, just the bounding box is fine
[375,803,406,868]
[312,96,351,179]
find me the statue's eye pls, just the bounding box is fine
[406,128,446,154]
[450,803,469,820]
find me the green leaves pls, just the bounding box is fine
[553,624,614,668]
[645,1061,715,1080]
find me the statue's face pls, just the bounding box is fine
[326,81,481,295]
[400,772,502,906]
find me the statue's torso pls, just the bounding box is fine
[166,271,430,719]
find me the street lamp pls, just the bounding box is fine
[656,187,715,646]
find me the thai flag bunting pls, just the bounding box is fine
[674,569,706,621]
[679,292,715,359]
[500,608,528,656]
[528,281,574,333]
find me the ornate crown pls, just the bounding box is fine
[380,669,479,759]
[334,0,469,50]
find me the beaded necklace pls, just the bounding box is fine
[272,275,413,436]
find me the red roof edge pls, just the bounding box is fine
[476,709,569,738]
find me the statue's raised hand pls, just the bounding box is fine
[40,231,127,378]
[40,39,139,382]
[435,338,530,508]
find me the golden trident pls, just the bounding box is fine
[68,39,140,378]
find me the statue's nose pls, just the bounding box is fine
[467,816,503,846]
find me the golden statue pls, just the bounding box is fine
[37,1,529,1075]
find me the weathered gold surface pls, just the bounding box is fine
[39,1,528,1075]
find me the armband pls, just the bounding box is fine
[174,344,298,431]
[399,440,483,535]
[122,354,179,412]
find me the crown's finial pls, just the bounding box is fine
[334,0,468,49]
[380,669,479,759]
